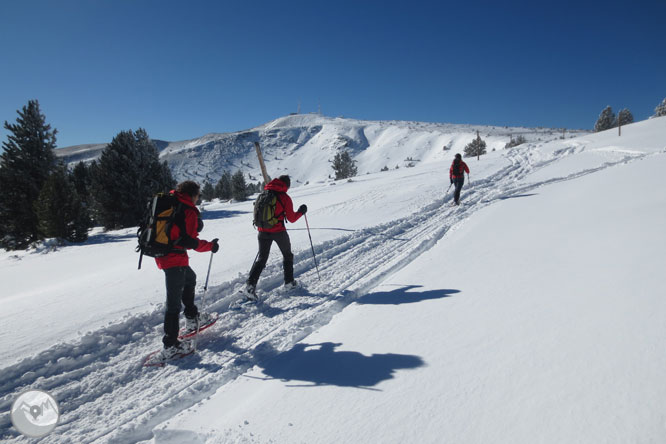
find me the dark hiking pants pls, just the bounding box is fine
[163,266,198,347]
[453,177,465,204]
[247,231,294,287]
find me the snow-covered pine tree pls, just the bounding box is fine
[231,170,248,201]
[90,129,173,230]
[654,98,666,117]
[331,150,358,180]
[594,106,616,132]
[464,132,487,160]
[35,164,90,243]
[505,135,527,148]
[617,109,634,126]
[215,171,232,200]
[0,100,57,249]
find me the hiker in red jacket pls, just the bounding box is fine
[242,175,307,300]
[155,181,219,358]
[449,153,470,205]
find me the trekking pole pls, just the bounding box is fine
[202,249,214,308]
[304,214,321,281]
[446,183,452,193]
[195,250,214,351]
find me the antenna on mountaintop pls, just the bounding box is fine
[318,100,321,115]
[297,101,301,114]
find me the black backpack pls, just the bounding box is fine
[453,159,465,176]
[253,189,284,229]
[136,193,185,269]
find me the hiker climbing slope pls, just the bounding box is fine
[153,181,219,359]
[241,175,307,301]
[449,153,470,205]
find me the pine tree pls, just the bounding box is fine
[201,181,215,201]
[231,170,248,201]
[0,100,57,249]
[464,132,487,160]
[594,106,616,132]
[244,181,261,196]
[617,109,634,126]
[35,164,90,242]
[215,171,232,200]
[90,128,174,230]
[331,150,358,180]
[70,161,91,204]
[505,135,527,148]
[654,98,666,117]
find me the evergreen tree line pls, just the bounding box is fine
[594,106,634,132]
[593,98,666,132]
[0,100,174,250]
[200,171,263,202]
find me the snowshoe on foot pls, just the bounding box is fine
[284,280,300,290]
[241,284,258,302]
[160,340,194,360]
[182,312,217,337]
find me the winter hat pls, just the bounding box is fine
[455,153,462,160]
[278,175,291,188]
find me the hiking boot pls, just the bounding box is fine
[183,312,215,335]
[184,316,199,334]
[242,284,258,301]
[284,280,300,290]
[160,340,194,360]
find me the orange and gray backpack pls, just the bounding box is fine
[136,193,185,268]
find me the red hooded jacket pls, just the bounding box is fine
[259,178,303,233]
[449,159,470,180]
[155,191,216,270]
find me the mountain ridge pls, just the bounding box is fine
[55,114,588,185]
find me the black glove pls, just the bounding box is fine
[211,238,219,253]
[297,204,307,214]
[197,218,204,233]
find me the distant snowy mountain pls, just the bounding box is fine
[56,114,587,186]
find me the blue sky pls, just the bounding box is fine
[1,0,664,148]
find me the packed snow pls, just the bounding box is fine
[1,116,665,443]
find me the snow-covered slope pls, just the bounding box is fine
[56,114,586,185]
[3,117,665,443]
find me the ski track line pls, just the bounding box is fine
[0,145,648,443]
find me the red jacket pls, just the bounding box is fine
[155,191,215,270]
[450,160,470,179]
[259,178,303,233]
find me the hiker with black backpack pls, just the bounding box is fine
[241,175,307,301]
[153,181,219,359]
[449,153,470,205]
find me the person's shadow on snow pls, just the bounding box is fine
[356,285,459,305]
[254,342,424,390]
